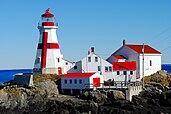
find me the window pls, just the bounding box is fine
[123,71,127,75]
[88,57,91,62]
[79,79,82,84]
[64,80,67,84]
[105,66,108,72]
[74,79,77,84]
[130,71,133,75]
[74,66,77,69]
[57,58,60,63]
[95,57,98,62]
[109,66,112,72]
[35,57,40,64]
[117,71,120,75]
[98,66,101,72]
[66,62,68,65]
[150,60,152,66]
[70,80,72,84]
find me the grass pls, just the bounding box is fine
[144,70,171,86]
[33,74,63,82]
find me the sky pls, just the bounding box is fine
[0,0,171,69]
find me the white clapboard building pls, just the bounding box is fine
[61,72,103,94]
[67,47,114,81]
[107,40,162,79]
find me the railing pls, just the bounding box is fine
[84,81,142,90]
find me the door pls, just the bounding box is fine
[58,67,62,74]
[93,77,100,87]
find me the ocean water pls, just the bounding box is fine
[162,64,171,74]
[0,69,33,84]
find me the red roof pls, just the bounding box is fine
[62,72,96,78]
[126,45,161,54]
[113,62,136,70]
[112,55,126,59]
[41,8,54,17]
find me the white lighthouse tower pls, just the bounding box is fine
[33,8,64,74]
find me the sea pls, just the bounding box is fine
[0,69,33,84]
[162,64,171,74]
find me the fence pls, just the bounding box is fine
[84,81,142,90]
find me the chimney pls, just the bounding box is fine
[123,40,126,45]
[88,51,90,55]
[91,47,94,53]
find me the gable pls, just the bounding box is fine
[83,53,112,66]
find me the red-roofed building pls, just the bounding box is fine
[113,62,136,81]
[107,40,162,79]
[61,72,103,94]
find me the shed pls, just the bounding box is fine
[61,72,103,94]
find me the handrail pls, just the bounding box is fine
[84,81,142,89]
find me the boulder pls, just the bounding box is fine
[34,79,59,98]
[0,79,59,110]
[0,90,8,107]
[81,90,107,104]
[145,82,165,91]
[106,90,125,100]
[140,87,162,100]
[164,90,171,106]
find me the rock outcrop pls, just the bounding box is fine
[80,89,125,105]
[1,71,171,114]
[144,70,171,86]
[0,79,59,110]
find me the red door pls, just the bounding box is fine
[58,67,62,74]
[93,77,100,87]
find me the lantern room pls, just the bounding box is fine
[39,8,57,26]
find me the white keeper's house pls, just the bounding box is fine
[107,40,162,79]
[67,47,114,81]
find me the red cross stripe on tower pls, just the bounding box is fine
[37,32,60,68]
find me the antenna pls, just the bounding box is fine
[142,43,145,89]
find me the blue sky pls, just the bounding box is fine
[0,0,171,69]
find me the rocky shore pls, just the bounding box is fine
[0,71,171,114]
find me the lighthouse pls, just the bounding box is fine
[33,8,64,74]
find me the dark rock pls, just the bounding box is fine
[147,98,160,106]
[163,90,171,106]
[80,90,107,105]
[106,90,125,101]
[145,82,165,92]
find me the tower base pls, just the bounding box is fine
[33,68,64,75]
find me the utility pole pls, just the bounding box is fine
[142,43,145,89]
